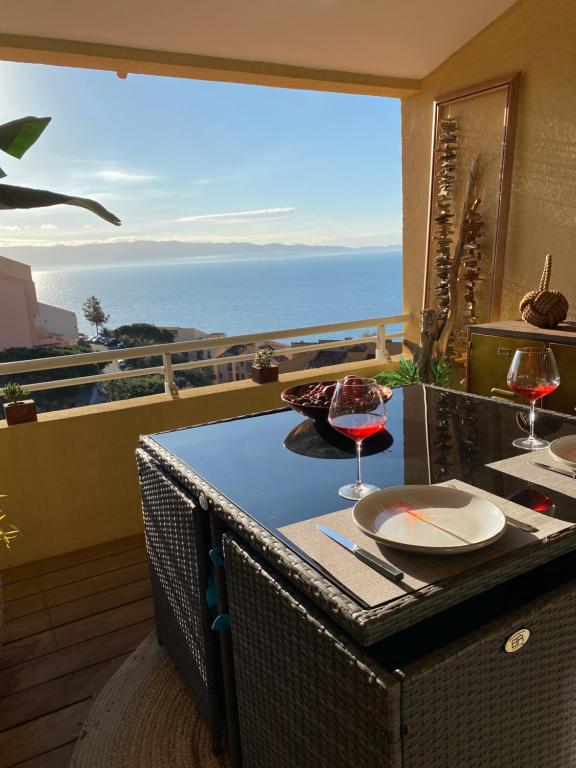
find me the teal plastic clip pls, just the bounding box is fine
[209,547,224,567]
[205,577,217,608]
[211,613,231,631]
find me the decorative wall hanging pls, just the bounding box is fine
[422,74,520,366]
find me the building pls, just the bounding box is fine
[162,326,226,366]
[0,254,79,350]
[35,302,79,343]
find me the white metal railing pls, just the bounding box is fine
[0,314,410,399]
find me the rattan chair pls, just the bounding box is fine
[223,534,402,768]
[136,449,223,753]
[224,532,576,768]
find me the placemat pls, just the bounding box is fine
[279,479,573,608]
[488,451,576,498]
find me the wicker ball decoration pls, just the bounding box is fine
[519,254,569,328]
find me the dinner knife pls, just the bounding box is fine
[317,524,404,584]
[530,460,576,479]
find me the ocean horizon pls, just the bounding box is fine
[33,249,403,340]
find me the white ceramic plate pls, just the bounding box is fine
[353,485,506,555]
[549,435,576,469]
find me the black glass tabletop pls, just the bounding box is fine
[151,384,576,554]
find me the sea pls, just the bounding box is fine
[33,250,402,341]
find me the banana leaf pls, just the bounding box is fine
[0,116,51,177]
[0,184,121,226]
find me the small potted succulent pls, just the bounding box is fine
[251,346,279,384]
[2,382,37,426]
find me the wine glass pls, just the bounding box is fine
[328,376,387,499]
[507,347,560,450]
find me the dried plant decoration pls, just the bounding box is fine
[437,157,483,360]
[404,152,484,384]
[0,496,20,549]
[432,117,459,328]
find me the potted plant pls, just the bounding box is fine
[251,346,279,384]
[2,382,37,425]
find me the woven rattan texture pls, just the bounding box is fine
[223,535,402,768]
[402,578,576,768]
[136,450,221,744]
[139,436,576,646]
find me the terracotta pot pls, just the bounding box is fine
[4,399,37,426]
[251,366,279,384]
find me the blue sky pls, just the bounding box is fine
[0,60,402,253]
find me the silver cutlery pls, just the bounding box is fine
[530,460,576,480]
[447,482,537,533]
[317,524,404,584]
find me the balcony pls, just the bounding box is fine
[1,0,576,765]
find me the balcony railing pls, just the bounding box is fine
[0,313,410,400]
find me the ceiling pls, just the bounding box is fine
[1,0,518,80]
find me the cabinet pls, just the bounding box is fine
[467,321,576,415]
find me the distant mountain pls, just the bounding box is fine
[0,240,402,271]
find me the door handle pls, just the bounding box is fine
[491,388,517,399]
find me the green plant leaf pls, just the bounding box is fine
[431,358,451,387]
[0,116,51,159]
[0,184,121,225]
[376,357,420,386]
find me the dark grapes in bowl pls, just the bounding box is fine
[281,381,337,421]
[281,378,392,422]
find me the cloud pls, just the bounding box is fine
[40,224,58,230]
[0,224,21,231]
[176,207,296,223]
[94,170,156,182]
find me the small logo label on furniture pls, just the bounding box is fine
[505,628,530,653]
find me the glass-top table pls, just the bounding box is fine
[151,384,576,553]
[142,383,576,644]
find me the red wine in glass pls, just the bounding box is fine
[328,377,387,500]
[507,347,560,449]
[330,415,386,442]
[507,382,559,401]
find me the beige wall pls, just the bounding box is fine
[402,0,576,334]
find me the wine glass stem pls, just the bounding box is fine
[355,441,362,486]
[529,400,536,441]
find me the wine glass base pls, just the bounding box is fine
[338,482,380,500]
[513,436,550,451]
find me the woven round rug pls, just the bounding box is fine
[71,633,230,768]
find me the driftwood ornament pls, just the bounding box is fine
[519,254,568,328]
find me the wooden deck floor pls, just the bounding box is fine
[0,535,154,767]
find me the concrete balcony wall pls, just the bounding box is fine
[1,359,391,568]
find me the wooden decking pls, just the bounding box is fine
[0,535,154,767]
